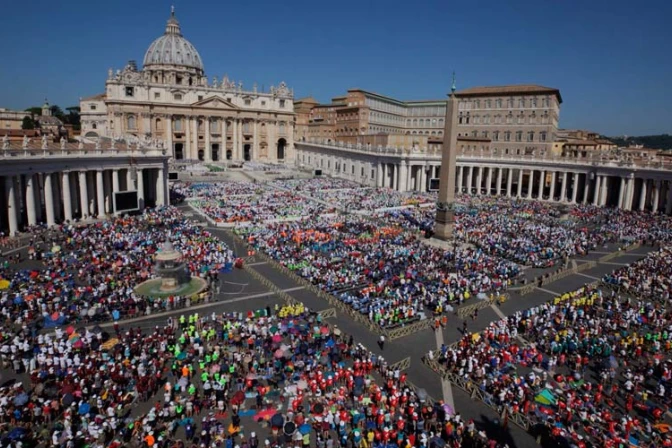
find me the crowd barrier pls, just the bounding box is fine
[455,293,510,318]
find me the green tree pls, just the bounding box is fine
[65,106,81,130]
[25,107,42,116]
[50,105,65,119]
[21,116,36,130]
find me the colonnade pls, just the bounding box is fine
[376,161,440,192]
[1,167,168,236]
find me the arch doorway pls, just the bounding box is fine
[212,144,219,161]
[226,149,232,160]
[243,144,252,161]
[198,149,204,161]
[84,131,99,138]
[174,143,184,160]
[277,138,286,160]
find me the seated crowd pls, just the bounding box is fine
[0,207,233,329]
[431,248,672,447]
[0,303,506,448]
[240,215,520,329]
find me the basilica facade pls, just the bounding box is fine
[80,8,295,163]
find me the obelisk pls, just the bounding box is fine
[433,73,460,240]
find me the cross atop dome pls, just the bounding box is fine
[165,5,181,35]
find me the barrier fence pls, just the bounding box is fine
[455,293,509,319]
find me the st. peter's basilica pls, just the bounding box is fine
[79,7,295,163]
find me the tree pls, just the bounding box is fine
[50,105,65,119]
[25,107,42,116]
[21,116,37,130]
[65,106,81,130]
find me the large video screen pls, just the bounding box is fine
[114,191,139,213]
[429,178,440,191]
[168,172,179,181]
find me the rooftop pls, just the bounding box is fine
[456,84,562,103]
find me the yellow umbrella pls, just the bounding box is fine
[0,279,9,290]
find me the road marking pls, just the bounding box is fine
[0,244,29,255]
[490,304,506,320]
[95,286,305,329]
[576,272,600,281]
[536,287,560,296]
[433,326,455,409]
[246,261,268,267]
[599,261,629,266]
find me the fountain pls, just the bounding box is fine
[134,241,207,298]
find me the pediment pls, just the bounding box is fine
[191,95,238,110]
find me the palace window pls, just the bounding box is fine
[174,93,182,101]
[482,131,489,138]
[529,113,537,125]
[540,131,547,142]
[493,131,499,141]
[527,131,535,142]
[485,99,492,109]
[156,118,163,131]
[506,113,513,124]
[531,97,538,107]
[473,115,480,125]
[518,98,525,108]
[541,112,549,125]
[472,130,478,137]
[517,113,525,125]
[244,99,251,106]
[92,123,97,130]
[154,92,161,99]
[496,99,502,108]
[504,131,511,141]
[542,97,550,107]
[261,101,266,106]
[474,100,481,109]
[89,104,97,111]
[198,95,203,101]
[515,131,523,142]
[174,118,183,131]
[125,87,134,97]
[280,100,286,108]
[127,115,136,129]
[507,98,514,108]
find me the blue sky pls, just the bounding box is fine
[0,0,670,136]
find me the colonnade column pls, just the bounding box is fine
[506,168,513,197]
[192,117,199,160]
[96,170,105,217]
[457,166,464,194]
[639,179,648,211]
[527,170,534,199]
[582,174,591,204]
[570,172,578,203]
[626,177,635,211]
[398,162,408,192]
[485,167,493,195]
[376,162,383,188]
[467,166,474,195]
[476,167,484,195]
[548,171,556,201]
[600,176,609,206]
[392,164,398,190]
[537,170,545,200]
[253,120,259,161]
[232,120,238,160]
[560,172,568,202]
[25,175,37,226]
[652,180,661,213]
[516,169,523,197]
[79,171,89,218]
[5,176,18,236]
[496,168,503,196]
[44,173,55,227]
[222,120,228,160]
[593,176,602,205]
[419,166,427,192]
[62,172,72,222]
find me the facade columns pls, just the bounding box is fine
[476,166,484,195]
[618,177,626,209]
[457,166,464,194]
[527,170,534,199]
[96,170,105,217]
[156,168,166,206]
[44,173,55,227]
[376,162,383,188]
[253,120,259,161]
[137,169,145,209]
[192,117,199,160]
[467,166,474,195]
[398,162,407,192]
[25,175,37,226]
[639,179,648,211]
[517,169,523,197]
[537,170,545,200]
[62,172,73,222]
[652,180,661,213]
[625,177,635,211]
[5,176,18,236]
[112,169,120,194]
[166,116,173,158]
[79,171,89,218]
[582,174,591,204]
[232,120,238,160]
[570,172,579,203]
[205,118,212,162]
[419,166,427,192]
[222,120,228,160]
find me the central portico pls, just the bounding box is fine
[80,7,295,164]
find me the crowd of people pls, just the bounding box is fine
[0,207,233,330]
[192,192,335,225]
[173,182,265,199]
[603,246,672,301]
[0,302,510,448]
[430,258,672,447]
[270,178,363,193]
[239,214,520,329]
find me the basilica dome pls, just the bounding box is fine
[143,8,204,73]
